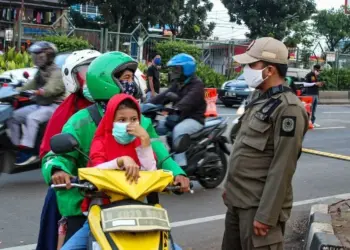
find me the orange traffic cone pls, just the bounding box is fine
[299,96,314,130]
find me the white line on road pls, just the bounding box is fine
[3,192,350,250]
[313,126,347,130]
[322,112,350,114]
[0,245,36,250]
[218,113,239,116]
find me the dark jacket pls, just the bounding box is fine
[20,64,65,106]
[150,76,207,124]
[304,71,319,96]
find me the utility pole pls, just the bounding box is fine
[17,0,24,50]
[115,16,122,51]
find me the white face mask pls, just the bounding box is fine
[243,65,268,88]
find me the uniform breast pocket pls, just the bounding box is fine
[242,117,271,152]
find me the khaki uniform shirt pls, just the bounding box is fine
[225,89,308,227]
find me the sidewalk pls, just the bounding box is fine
[330,199,350,249]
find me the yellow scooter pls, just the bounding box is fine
[50,133,192,250]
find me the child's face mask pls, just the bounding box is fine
[112,122,136,144]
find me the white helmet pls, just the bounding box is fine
[62,49,101,93]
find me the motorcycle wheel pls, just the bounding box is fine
[198,149,227,189]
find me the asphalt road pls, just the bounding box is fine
[1,104,350,249]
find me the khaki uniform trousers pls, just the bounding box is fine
[222,207,285,250]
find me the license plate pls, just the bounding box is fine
[225,92,236,97]
[101,205,171,233]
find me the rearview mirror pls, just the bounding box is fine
[50,133,79,154]
[172,134,191,154]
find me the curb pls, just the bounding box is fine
[305,204,344,250]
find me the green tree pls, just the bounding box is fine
[155,40,202,64]
[38,35,92,52]
[284,21,315,48]
[221,0,316,40]
[64,0,160,32]
[63,0,215,38]
[159,0,215,39]
[313,8,350,52]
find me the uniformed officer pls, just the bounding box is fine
[222,37,309,250]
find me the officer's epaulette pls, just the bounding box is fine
[254,98,282,122]
[283,92,298,106]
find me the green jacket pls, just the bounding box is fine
[42,104,186,217]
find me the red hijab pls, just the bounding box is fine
[40,93,92,159]
[89,94,142,167]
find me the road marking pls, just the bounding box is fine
[322,112,350,114]
[0,245,36,250]
[302,148,350,161]
[218,113,239,116]
[171,192,350,228]
[3,192,350,250]
[313,126,346,130]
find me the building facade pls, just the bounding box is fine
[0,0,67,50]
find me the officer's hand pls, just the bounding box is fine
[253,220,270,236]
[51,170,72,189]
[174,175,190,193]
[222,190,226,201]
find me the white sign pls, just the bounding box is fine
[326,52,336,62]
[5,29,13,41]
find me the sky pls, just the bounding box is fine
[209,0,345,39]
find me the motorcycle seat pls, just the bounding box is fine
[190,117,224,140]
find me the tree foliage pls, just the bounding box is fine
[155,40,202,64]
[38,35,91,52]
[283,21,315,48]
[158,0,215,39]
[221,0,316,40]
[312,8,350,52]
[62,0,214,39]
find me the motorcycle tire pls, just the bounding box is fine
[198,149,227,189]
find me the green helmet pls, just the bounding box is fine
[86,51,138,101]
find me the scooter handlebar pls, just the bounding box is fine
[51,180,194,194]
[164,182,194,194]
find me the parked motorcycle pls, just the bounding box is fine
[0,85,46,174]
[50,132,193,250]
[141,100,230,189]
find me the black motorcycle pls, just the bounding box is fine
[0,84,46,174]
[141,102,230,189]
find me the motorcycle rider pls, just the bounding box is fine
[36,49,101,250]
[7,41,65,165]
[150,53,206,167]
[41,52,190,248]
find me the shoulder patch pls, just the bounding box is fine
[280,116,296,137]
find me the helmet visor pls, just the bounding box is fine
[72,64,89,89]
[168,66,182,82]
